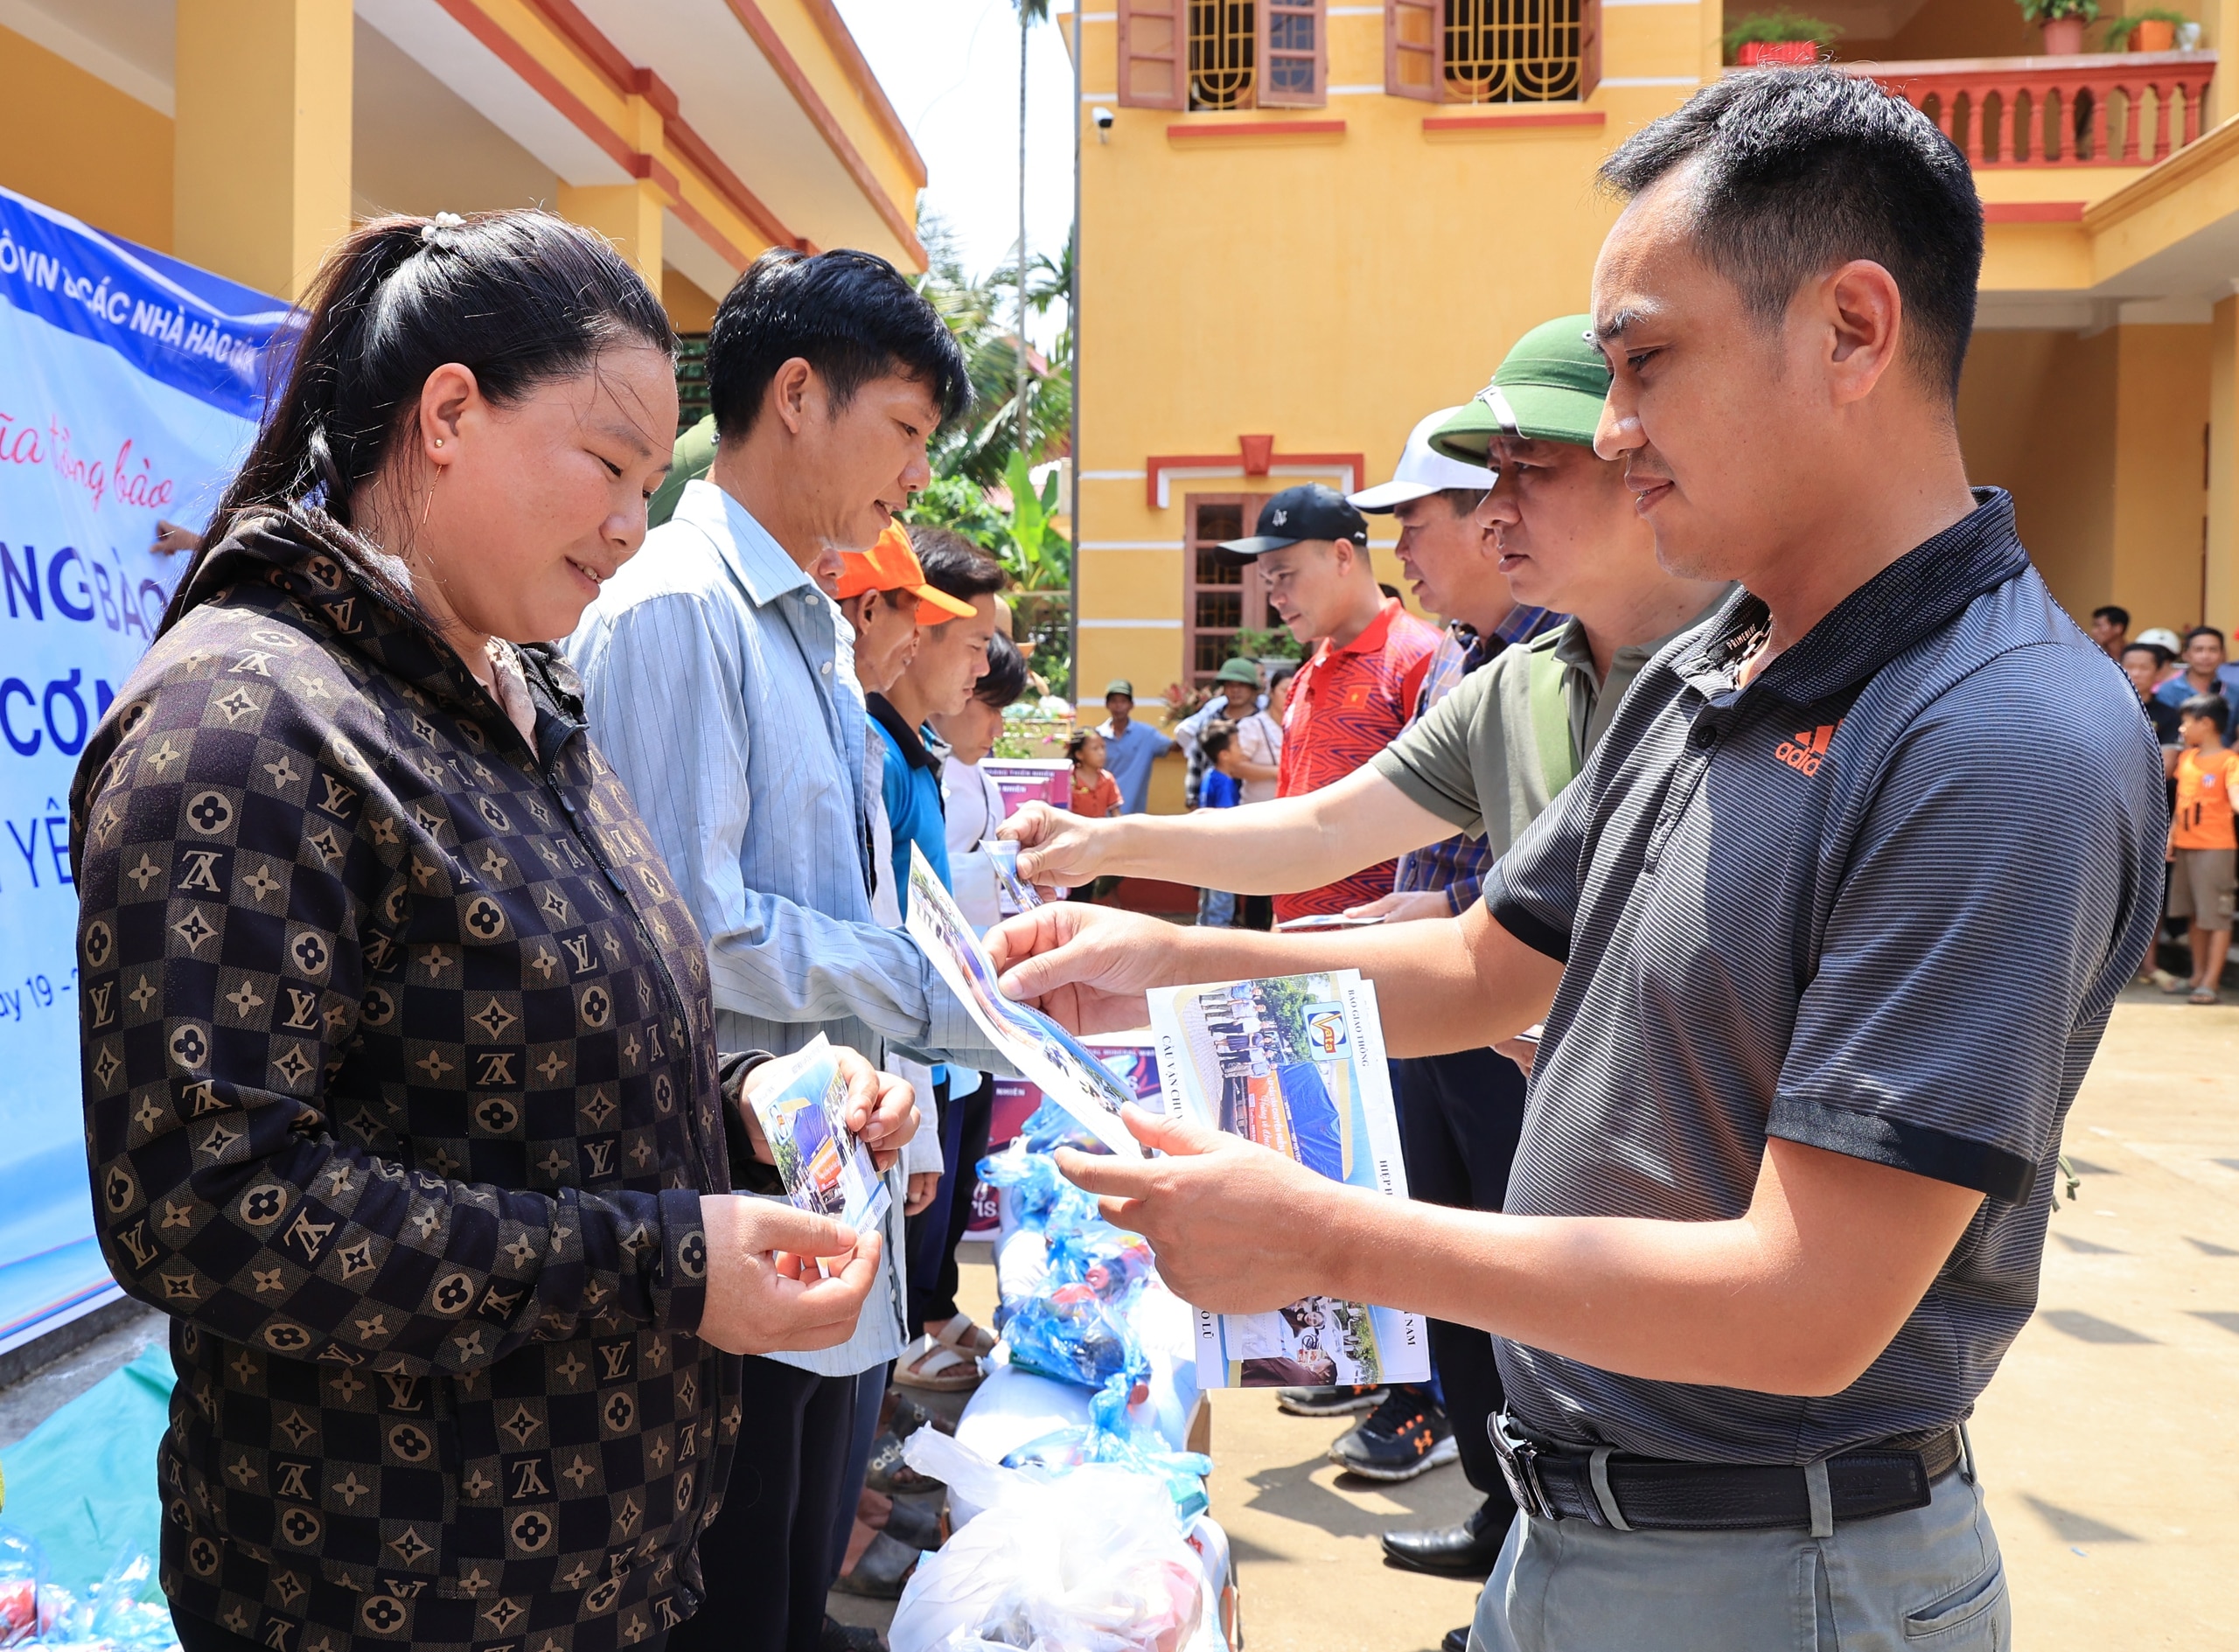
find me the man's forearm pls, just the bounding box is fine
[1308,1137,1980,1397]
[1085,771,1449,896]
[1158,905,1559,1058]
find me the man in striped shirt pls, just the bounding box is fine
[991,73,2166,1651]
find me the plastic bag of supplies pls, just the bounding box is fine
[1001,1376,1212,1520]
[888,1431,1205,1652]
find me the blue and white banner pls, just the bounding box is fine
[0,185,289,1351]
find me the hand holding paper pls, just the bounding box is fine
[1055,1108,1345,1314]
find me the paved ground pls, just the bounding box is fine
[7,989,2233,1649]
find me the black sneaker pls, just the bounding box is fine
[1328,1384,1458,1481]
[1275,1384,1385,1417]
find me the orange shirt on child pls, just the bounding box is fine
[1071,769,1122,819]
[2173,746,2239,849]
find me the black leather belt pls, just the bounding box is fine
[1490,1413,1963,1533]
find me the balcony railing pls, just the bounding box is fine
[1845,50,2215,167]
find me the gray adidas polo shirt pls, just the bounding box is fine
[1485,490,2166,1465]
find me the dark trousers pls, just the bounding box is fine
[825,1362,889,1583]
[1391,1046,1528,1504]
[906,1072,994,1329]
[673,1356,857,1652]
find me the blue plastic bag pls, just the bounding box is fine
[1000,1279,1148,1392]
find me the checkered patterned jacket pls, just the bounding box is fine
[71,511,747,1652]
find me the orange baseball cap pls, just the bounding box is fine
[834,524,977,624]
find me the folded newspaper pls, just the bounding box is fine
[741,1035,892,1240]
[1146,970,1430,1390]
[904,845,1145,1159]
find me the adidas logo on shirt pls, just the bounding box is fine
[1776,722,1839,777]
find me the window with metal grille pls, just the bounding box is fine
[674,334,711,436]
[1386,0,1599,104]
[1189,1,1256,109]
[1183,495,1272,687]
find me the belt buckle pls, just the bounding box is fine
[1489,1412,1556,1521]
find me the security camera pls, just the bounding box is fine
[1092,106,1115,142]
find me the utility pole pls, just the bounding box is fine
[1017,0,1031,458]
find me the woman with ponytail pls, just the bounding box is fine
[70,211,913,1652]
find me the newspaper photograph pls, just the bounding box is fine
[904,846,1146,1159]
[741,1035,893,1237]
[1145,969,1430,1390]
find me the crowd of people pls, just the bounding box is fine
[66,65,2178,1652]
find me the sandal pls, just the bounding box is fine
[2190,986,2221,1004]
[878,1390,956,1439]
[864,1431,943,1495]
[2162,975,2196,994]
[821,1615,887,1651]
[883,1495,943,1551]
[893,1315,992,1393]
[831,1531,922,1600]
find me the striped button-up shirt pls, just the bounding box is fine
[568,480,991,1377]
[1393,605,1564,910]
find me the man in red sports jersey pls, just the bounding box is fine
[1217,483,1440,922]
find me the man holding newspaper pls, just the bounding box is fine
[987,73,2165,1652]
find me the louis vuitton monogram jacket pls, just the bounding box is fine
[72,510,752,1652]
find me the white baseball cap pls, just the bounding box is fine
[1348,408,1496,513]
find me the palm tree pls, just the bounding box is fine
[1015,0,1050,459]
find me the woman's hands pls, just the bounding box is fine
[694,1195,882,1355]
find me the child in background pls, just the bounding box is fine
[936,632,1031,930]
[1068,728,1122,819]
[2167,693,2239,1003]
[1196,720,1243,928]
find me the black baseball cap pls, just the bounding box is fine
[1217,484,1370,557]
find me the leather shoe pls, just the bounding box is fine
[1379,1496,1510,1577]
[1440,1628,1470,1652]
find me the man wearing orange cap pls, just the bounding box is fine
[834,521,977,702]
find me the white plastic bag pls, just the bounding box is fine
[889,1432,1205,1652]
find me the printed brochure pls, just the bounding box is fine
[1145,970,1430,1391]
[904,845,1146,1159]
[741,1035,892,1240]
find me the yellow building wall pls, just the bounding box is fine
[1961,324,2210,631]
[1072,3,1710,713]
[0,23,173,250]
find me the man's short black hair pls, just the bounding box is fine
[2124,641,2172,667]
[908,526,1005,603]
[2186,624,2226,648]
[975,631,1029,708]
[1598,67,1983,401]
[706,248,970,441]
[2181,694,2229,727]
[2092,604,2131,630]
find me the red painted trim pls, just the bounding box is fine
[1168,118,1348,138]
[431,0,643,178]
[1422,109,1604,131]
[722,0,928,268]
[1144,449,1367,508]
[434,0,811,265]
[669,195,757,275]
[1984,200,2088,222]
[665,117,811,254]
[520,0,638,94]
[799,0,929,188]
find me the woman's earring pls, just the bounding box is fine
[434,438,445,448]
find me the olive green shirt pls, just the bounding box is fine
[1370,593,1733,861]
[650,414,719,528]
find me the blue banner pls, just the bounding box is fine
[0,185,289,1351]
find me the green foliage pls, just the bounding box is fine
[1721,9,1840,51]
[902,475,1008,550]
[900,451,1075,700]
[910,215,1074,490]
[2020,0,2101,22]
[2102,6,2190,44]
[1231,625,1306,662]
